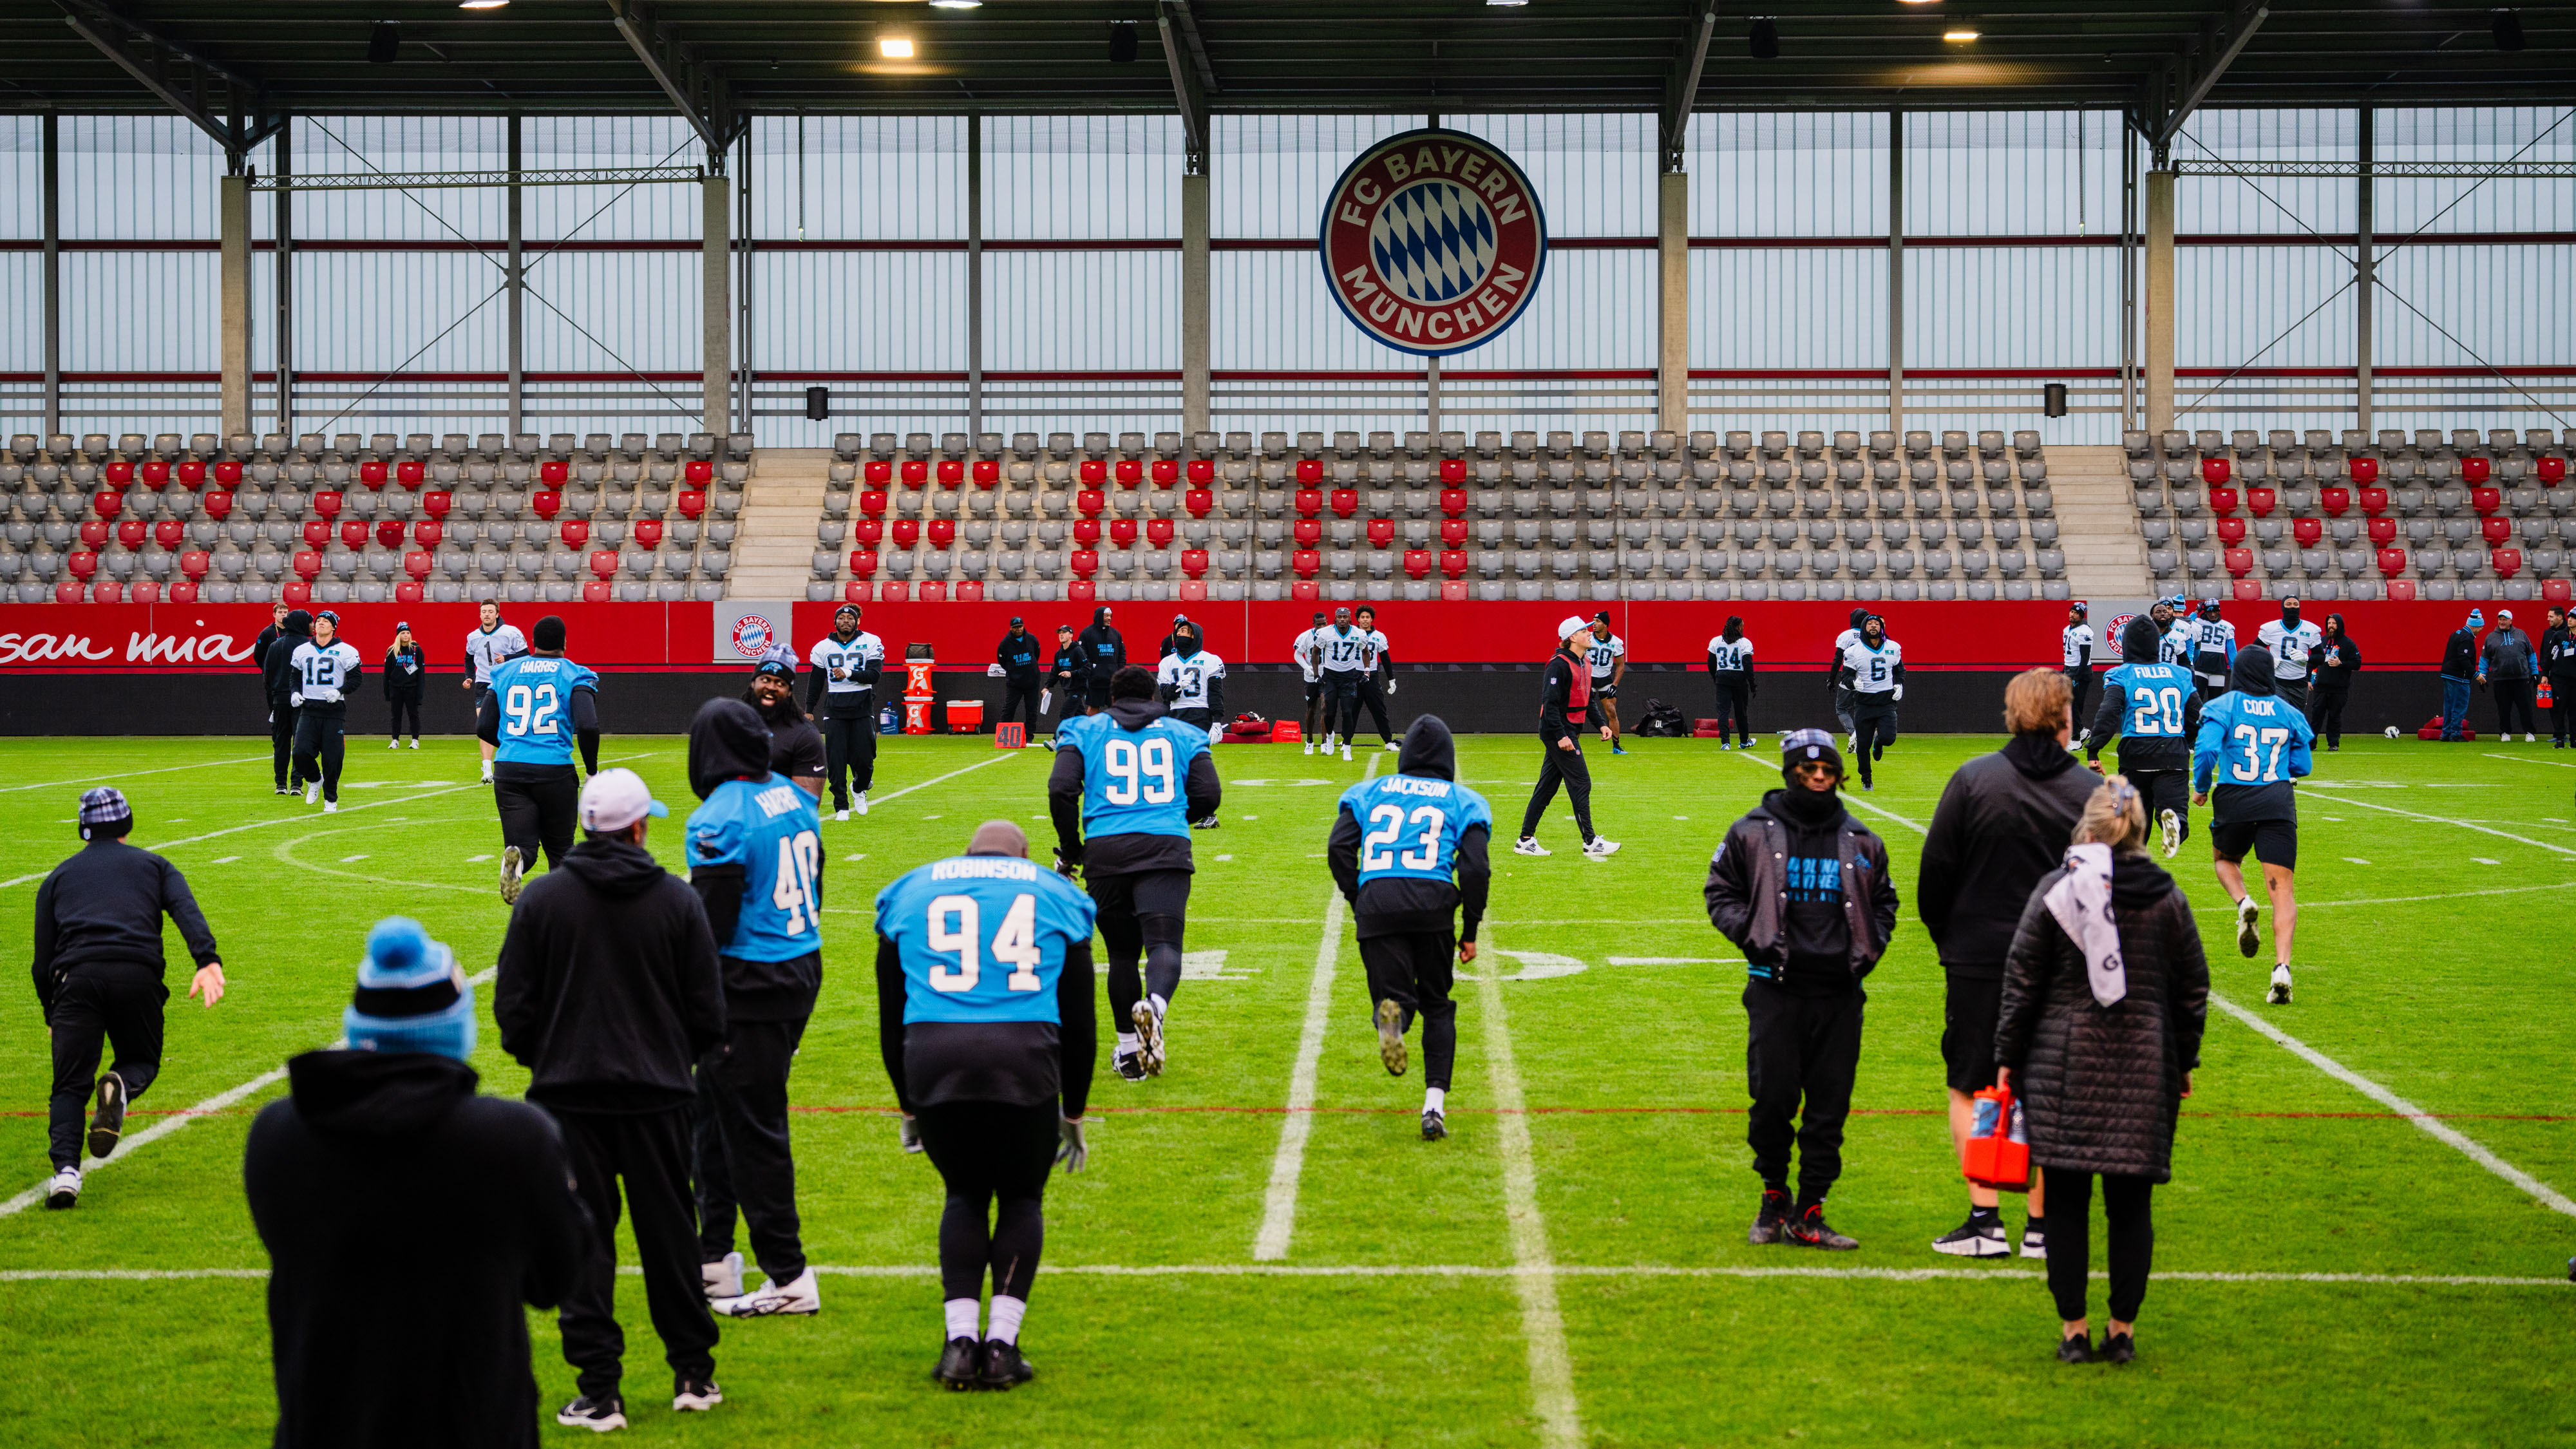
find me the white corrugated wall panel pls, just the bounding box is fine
[984,115,1181,241]
[1439,113,1656,236]
[2172,109,2358,235]
[1906,245,2119,368]
[1906,111,2125,238]
[2374,106,2576,234]
[292,250,510,375]
[1449,247,1652,370]
[1213,114,1416,240]
[60,250,218,371]
[1690,247,1886,369]
[520,249,702,373]
[0,115,39,240]
[520,117,701,242]
[757,250,968,374]
[984,250,1180,370]
[750,115,965,242]
[0,254,39,375]
[1211,248,1414,372]
[0,117,34,383]
[1687,112,1888,238]
[2374,245,2574,368]
[58,117,225,240]
[290,117,507,241]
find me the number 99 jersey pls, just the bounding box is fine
[1053,712,1211,840]
[875,855,1098,1025]
[488,654,599,767]
[687,777,825,961]
[1336,772,1494,886]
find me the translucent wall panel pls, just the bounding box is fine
[1211,248,1416,372]
[1687,112,1888,238]
[1,115,39,240]
[748,116,965,241]
[2374,244,2574,368]
[756,250,967,374]
[985,115,1181,241]
[984,250,1179,370]
[58,116,226,241]
[1213,115,1415,239]
[520,249,702,373]
[522,116,701,241]
[289,117,507,240]
[1689,247,1887,370]
[1448,247,1653,370]
[2172,109,2358,234]
[1906,111,2126,238]
[2375,106,2576,234]
[1440,113,1657,236]
[61,251,219,371]
[2177,243,2354,370]
[1906,245,2121,369]
[0,254,39,375]
[0,118,35,385]
[291,251,511,375]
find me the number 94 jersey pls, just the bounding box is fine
[1337,772,1494,886]
[488,654,598,767]
[1054,711,1211,840]
[687,777,825,961]
[875,855,1097,1025]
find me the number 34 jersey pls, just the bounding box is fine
[1053,709,1211,840]
[875,855,1097,1025]
[1337,772,1494,887]
[687,776,824,962]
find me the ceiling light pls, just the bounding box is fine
[878,35,915,59]
[458,0,509,10]
[1944,28,1980,41]
[1748,17,1779,59]
[927,0,981,8]
[1486,1,1533,6]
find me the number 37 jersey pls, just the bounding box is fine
[1054,711,1211,840]
[687,777,824,962]
[1337,772,1493,886]
[875,855,1097,1025]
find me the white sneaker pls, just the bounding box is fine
[43,1165,79,1210]
[714,1267,820,1318]
[2158,808,2181,859]
[1512,837,1551,857]
[1384,740,1400,751]
[387,738,399,749]
[2266,963,2294,1005]
[2233,895,2261,958]
[671,1381,723,1412]
[702,1250,744,1300]
[498,846,525,905]
[409,739,420,750]
[1303,741,1316,756]
[855,792,869,816]
[1582,837,1622,860]
[323,800,337,814]
[2529,733,2540,744]
[1341,744,1353,761]
[305,781,321,806]
[833,809,850,822]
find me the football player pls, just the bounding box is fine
[1705,617,1756,749]
[462,601,527,784]
[1156,625,1228,830]
[1347,606,1401,751]
[2061,602,2096,739]
[2189,598,2237,704]
[1833,615,1904,791]
[804,603,884,820]
[2193,646,2314,1005]
[1293,611,1330,753]
[1826,607,1869,749]
[1585,612,1629,755]
[288,611,363,813]
[2086,613,2200,857]
[478,615,600,903]
[1315,607,1372,762]
[2256,597,2321,717]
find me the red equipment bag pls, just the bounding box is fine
[1962,1084,2031,1193]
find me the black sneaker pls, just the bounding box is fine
[979,1339,1034,1390]
[934,1336,982,1390]
[2100,1331,2136,1364]
[2056,1334,2096,1365]
[87,1072,128,1160]
[1783,1203,1859,1251]
[1421,1108,1447,1141]
[1747,1188,1792,1245]
[671,1378,722,1412]
[555,1394,628,1432]
[1113,1050,1148,1083]
[1930,1215,2009,1258]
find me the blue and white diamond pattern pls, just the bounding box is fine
[1367,180,1497,304]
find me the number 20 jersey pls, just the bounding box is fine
[1054,710,1210,840]
[875,855,1097,1025]
[2100,660,2193,770]
[687,777,824,962]
[1336,772,1493,886]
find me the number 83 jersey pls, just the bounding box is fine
[1338,772,1493,886]
[876,855,1097,1024]
[687,777,824,961]
[1054,711,1211,839]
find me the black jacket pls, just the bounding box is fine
[1917,734,2099,979]
[1049,645,1081,689]
[1075,608,1126,688]
[1704,788,1899,987]
[261,610,313,701]
[1328,716,1491,943]
[2482,626,2537,681]
[493,837,726,1113]
[1537,648,1600,743]
[2088,613,2200,771]
[252,620,287,675]
[31,838,220,1022]
[743,687,826,785]
[997,629,1045,676]
[2441,625,2479,681]
[2311,623,2361,689]
[244,1051,587,1449]
[688,698,823,1023]
[382,641,427,700]
[1994,852,2210,1181]
[1048,696,1221,875]
[876,929,1099,1119]
[2544,623,2576,682]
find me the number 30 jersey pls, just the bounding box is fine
[875,854,1097,1025]
[687,776,824,962]
[487,654,599,768]
[1336,772,1493,887]
[1052,708,1213,841]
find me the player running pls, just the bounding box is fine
[2192,646,2313,1005]
[2062,603,2096,742]
[1346,607,1401,752]
[1157,624,1227,829]
[1706,617,1756,749]
[1585,612,1629,754]
[1327,715,1491,1141]
[1827,607,1869,750]
[2087,613,2199,857]
[479,615,600,904]
[2188,598,2237,705]
[463,601,528,784]
[288,611,363,813]
[1833,615,1904,791]
[1048,665,1220,1080]
[1315,607,1374,762]
[875,820,1099,1390]
[805,603,884,821]
[1293,611,1330,754]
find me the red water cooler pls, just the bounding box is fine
[902,650,936,734]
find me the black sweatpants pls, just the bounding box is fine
[1090,867,1192,1022]
[495,765,579,872]
[547,1104,718,1400]
[45,968,166,1170]
[2125,766,2192,846]
[914,1099,1061,1303]
[1712,672,1752,745]
[2066,668,2096,734]
[292,706,348,803]
[386,695,422,741]
[2551,677,2576,744]
[2493,678,2539,737]
[1320,672,1363,742]
[2310,681,2350,748]
[1850,701,1899,786]
[2044,1170,2157,1324]
[1345,678,1395,746]
[695,1014,811,1284]
[2274,677,2311,717]
[1302,677,1329,739]
[269,694,299,789]
[1519,741,1595,843]
[1743,980,1864,1206]
[820,709,878,810]
[1358,929,1457,1090]
[998,673,1041,734]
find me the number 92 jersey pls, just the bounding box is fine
[875,855,1097,1025]
[1054,712,1211,839]
[1337,772,1493,886]
[687,777,825,962]
[488,654,598,767]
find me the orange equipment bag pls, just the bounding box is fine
[1962,1083,2031,1193]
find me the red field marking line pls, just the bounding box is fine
[771,1103,2576,1122]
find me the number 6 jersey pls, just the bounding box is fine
[687,774,825,963]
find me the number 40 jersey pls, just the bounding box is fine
[687,776,824,962]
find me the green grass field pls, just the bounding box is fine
[3,723,2573,1448]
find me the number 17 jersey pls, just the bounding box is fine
[687,776,824,961]
[1054,711,1209,839]
[1337,772,1493,886]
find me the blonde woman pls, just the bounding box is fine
[1993,776,2210,1365]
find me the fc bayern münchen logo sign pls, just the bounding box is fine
[1321,128,1548,357]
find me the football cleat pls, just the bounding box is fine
[701,1251,744,1301]
[43,1166,80,1210]
[714,1268,820,1318]
[1341,744,1353,761]
[323,800,338,813]
[1191,815,1221,829]
[833,809,850,822]
[2234,896,2261,958]
[1784,1204,1859,1251]
[2158,808,2181,858]
[1747,1188,1791,1245]
[387,738,400,750]
[1374,999,1408,1077]
[898,1115,925,1153]
[979,1340,1034,1390]
[1384,739,1401,751]
[1931,1217,2009,1258]
[554,1395,627,1432]
[2266,963,2294,1005]
[672,1379,723,1412]
[1113,1050,1148,1083]
[1512,837,1551,857]
[1131,999,1166,1077]
[935,1337,983,1390]
[1582,837,1622,860]
[1421,1108,1447,1142]
[1611,744,1627,755]
[498,846,525,905]
[1303,741,1316,756]
[87,1072,127,1160]
[410,738,420,749]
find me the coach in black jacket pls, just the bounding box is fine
[1074,606,1126,712]
[260,607,312,793]
[996,617,1046,735]
[1917,668,2096,1258]
[1515,616,1617,857]
[1705,730,1899,1252]
[493,768,728,1427]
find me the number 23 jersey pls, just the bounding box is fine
[1337,773,1493,886]
[687,777,824,962]
[1054,710,1211,839]
[876,855,1097,1025]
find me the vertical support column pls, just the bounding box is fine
[1657,169,1689,433]
[2354,108,2374,435]
[966,113,984,433]
[2144,168,2177,433]
[701,167,730,434]
[2121,126,2139,430]
[220,171,253,437]
[737,128,754,436]
[1886,111,1904,439]
[507,115,523,437]
[40,113,59,439]
[272,124,292,434]
[1180,170,1211,435]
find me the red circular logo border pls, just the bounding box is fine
[1319,127,1549,359]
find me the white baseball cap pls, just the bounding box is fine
[579,768,668,833]
[1556,615,1588,643]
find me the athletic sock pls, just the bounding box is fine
[1147,992,1168,1021]
[1116,1030,1140,1056]
[987,1294,1028,1346]
[1968,1205,2000,1226]
[1423,1086,1446,1113]
[945,1298,981,1341]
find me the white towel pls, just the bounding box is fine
[2043,842,2126,1007]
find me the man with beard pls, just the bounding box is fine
[1074,607,1126,715]
[1832,615,1904,791]
[804,603,884,820]
[744,654,825,799]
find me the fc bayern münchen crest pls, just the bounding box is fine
[1320,128,1548,357]
[730,614,777,658]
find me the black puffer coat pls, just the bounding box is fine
[1992,851,2209,1182]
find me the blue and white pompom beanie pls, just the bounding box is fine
[343,917,475,1063]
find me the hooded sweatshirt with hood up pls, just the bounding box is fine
[2088,612,2200,772]
[261,609,314,702]
[245,1051,588,1449]
[1326,715,1492,942]
[2192,645,2312,819]
[1075,607,1126,690]
[1916,725,2099,979]
[1047,694,1222,875]
[686,697,825,1021]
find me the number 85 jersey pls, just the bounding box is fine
[876,855,1097,1025]
[1051,708,1214,841]
[687,777,824,962]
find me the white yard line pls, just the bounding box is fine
[0,967,499,1218]
[1477,933,1586,1449]
[2189,882,2571,914]
[2298,788,2576,857]
[2483,753,2576,770]
[1727,748,1926,835]
[1252,750,1378,1262]
[0,754,273,795]
[855,751,1025,811]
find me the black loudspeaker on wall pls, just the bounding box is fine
[2043,383,2069,419]
[805,386,831,421]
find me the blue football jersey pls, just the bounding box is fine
[488,654,598,766]
[875,855,1098,1025]
[2195,690,2316,791]
[686,776,824,962]
[2105,661,2193,740]
[1054,710,1209,839]
[1337,773,1494,886]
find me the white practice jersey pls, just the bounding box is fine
[1293,627,1327,683]
[2259,618,2323,681]
[1157,650,1226,711]
[1316,625,1373,674]
[2159,618,2197,670]
[1707,634,1754,672]
[1840,638,1904,696]
[290,640,363,705]
[465,623,527,685]
[1582,632,1626,679]
[809,630,885,696]
[2062,623,2094,669]
[1358,629,1390,672]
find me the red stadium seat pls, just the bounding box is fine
[689,459,717,485]
[1440,459,1466,485]
[2462,455,2490,484]
[1108,517,1139,549]
[395,579,424,604]
[176,461,205,489]
[938,460,965,487]
[53,581,82,603]
[589,550,618,581]
[858,489,887,518]
[1059,579,1089,603]
[1441,488,1467,516]
[1146,517,1175,549]
[214,460,242,486]
[1331,489,1358,518]
[413,520,443,549]
[1181,548,1209,578]
[2493,548,2523,578]
[1441,518,1468,547]
[531,491,561,520]
[294,549,323,581]
[891,518,922,549]
[339,520,368,551]
[1150,460,1178,487]
[2246,487,2275,517]
[93,579,124,603]
[1179,580,1208,601]
[2208,487,2239,515]
[2539,456,2566,485]
[974,460,1000,488]
[92,491,120,519]
[2472,487,2500,516]
[2347,455,2379,485]
[2231,578,2262,601]
[676,489,705,520]
[1115,460,1143,488]
[282,580,312,605]
[170,580,198,605]
[140,461,170,486]
[633,519,663,549]
[68,550,97,581]
[856,518,886,546]
[2543,578,2572,603]
[927,518,957,549]
[2319,487,2350,516]
[302,520,330,549]
[2293,517,2322,548]
[1403,548,1431,579]
[375,520,404,549]
[2482,517,2510,546]
[1291,580,1320,601]
[953,580,981,603]
[2369,517,2396,545]
[848,548,879,578]
[582,580,611,603]
[1293,518,1323,548]
[1294,489,1322,517]
[423,491,452,520]
[541,459,569,486]
[116,519,146,550]
[1186,459,1214,486]
[2200,457,2230,485]
[405,551,431,581]
[2223,547,2253,578]
[1079,460,1107,487]
[1295,459,1323,485]
[1071,549,1099,578]
[313,490,343,520]
[79,520,106,550]
[560,519,589,550]
[204,489,234,521]
[1070,517,1100,545]
[1293,548,1320,579]
[2387,578,2419,601]
[397,460,425,488]
[843,581,873,604]
[1442,580,1468,601]
[180,549,209,580]
[883,581,913,603]
[360,460,389,489]
[154,520,183,549]
[2216,516,2247,545]
[2359,486,2388,515]
[865,460,891,486]
[1077,489,1105,517]
[106,461,135,486]
[1366,518,1394,548]
[129,580,159,604]
[1184,489,1213,518]
[2377,547,2407,578]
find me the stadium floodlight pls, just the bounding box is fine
[1486,1,1533,7]
[1944,28,1979,41]
[458,1,509,10]
[879,35,916,59]
[927,0,982,8]
[1748,17,1779,59]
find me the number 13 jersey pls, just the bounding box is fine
[1053,708,1211,840]
[1336,772,1493,886]
[687,775,825,962]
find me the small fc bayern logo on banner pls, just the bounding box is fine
[1321,128,1548,357]
[730,614,777,659]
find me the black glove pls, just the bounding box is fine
[1056,1117,1089,1172]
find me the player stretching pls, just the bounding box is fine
[2088,614,2199,856]
[1347,607,1401,752]
[2192,647,2313,1005]
[288,611,363,813]
[1048,665,1219,1081]
[1314,608,1374,762]
[480,616,600,904]
[1833,615,1903,791]
[1294,611,1330,754]
[1327,715,1491,1141]
[463,601,527,784]
[805,603,884,821]
[1585,613,1629,754]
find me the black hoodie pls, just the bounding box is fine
[244,1052,588,1449]
[1917,731,2099,978]
[2313,618,2362,688]
[1047,695,1222,875]
[742,684,826,785]
[1075,607,1126,689]
[261,609,313,701]
[2088,613,2199,771]
[493,837,726,1113]
[689,698,824,1021]
[1327,715,1492,942]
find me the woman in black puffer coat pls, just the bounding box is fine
[1995,775,2209,1366]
